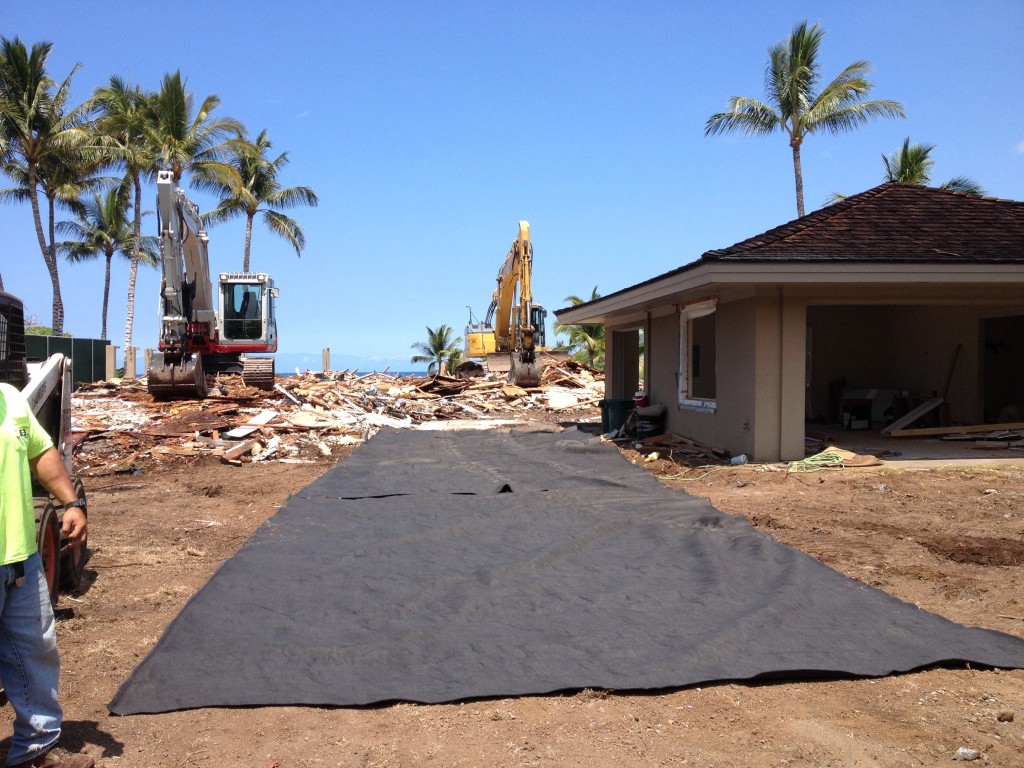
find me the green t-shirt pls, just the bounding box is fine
[0,382,53,565]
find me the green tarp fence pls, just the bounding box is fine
[26,335,109,390]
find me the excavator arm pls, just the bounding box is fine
[149,170,215,397]
[156,170,217,343]
[486,221,542,386]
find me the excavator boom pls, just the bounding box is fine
[466,221,546,387]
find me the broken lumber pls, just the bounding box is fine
[221,439,258,460]
[225,409,279,438]
[889,421,1024,438]
[881,397,944,435]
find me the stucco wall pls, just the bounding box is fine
[645,312,678,420]
[643,301,760,457]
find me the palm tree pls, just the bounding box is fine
[705,20,905,217]
[0,146,105,325]
[89,75,158,354]
[57,187,158,339]
[882,138,984,194]
[145,70,244,186]
[411,325,463,376]
[826,138,986,204]
[199,129,318,271]
[554,287,606,369]
[444,346,463,377]
[0,37,90,332]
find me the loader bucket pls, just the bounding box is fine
[148,352,208,399]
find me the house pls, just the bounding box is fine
[554,183,1024,462]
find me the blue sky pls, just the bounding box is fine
[3,1,1023,372]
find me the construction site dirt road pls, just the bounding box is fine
[3,383,1022,767]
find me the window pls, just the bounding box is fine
[678,300,717,412]
[222,284,264,341]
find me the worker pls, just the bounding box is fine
[0,383,93,768]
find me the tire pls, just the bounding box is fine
[59,477,89,592]
[35,502,61,607]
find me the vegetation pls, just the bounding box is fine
[555,287,605,369]
[882,138,984,194]
[705,20,905,218]
[25,325,67,336]
[411,325,463,376]
[200,129,319,272]
[827,138,985,204]
[0,40,317,344]
[57,187,158,339]
[88,75,158,354]
[0,37,90,333]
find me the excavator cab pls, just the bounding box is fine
[220,273,277,344]
[530,305,547,348]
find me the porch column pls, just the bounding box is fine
[609,329,640,400]
[752,294,806,462]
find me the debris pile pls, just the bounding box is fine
[71,362,604,474]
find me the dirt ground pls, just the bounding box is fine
[4,413,1023,767]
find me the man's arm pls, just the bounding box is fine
[29,446,88,545]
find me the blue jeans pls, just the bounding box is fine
[0,553,62,766]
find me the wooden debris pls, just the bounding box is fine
[221,439,258,461]
[225,409,280,438]
[891,421,1024,438]
[640,431,728,460]
[881,397,944,435]
[69,365,605,471]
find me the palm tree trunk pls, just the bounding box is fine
[125,173,143,354]
[45,192,65,334]
[102,250,112,340]
[27,164,63,331]
[243,214,254,272]
[791,139,805,218]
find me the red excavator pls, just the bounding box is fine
[148,170,279,398]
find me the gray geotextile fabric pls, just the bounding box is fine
[109,428,1024,714]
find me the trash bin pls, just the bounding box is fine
[599,398,635,434]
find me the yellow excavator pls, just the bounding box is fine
[465,220,547,387]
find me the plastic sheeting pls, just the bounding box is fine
[110,428,1024,714]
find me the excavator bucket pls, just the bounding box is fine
[148,352,208,399]
[485,352,512,375]
[486,352,541,387]
[509,358,541,388]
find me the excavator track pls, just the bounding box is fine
[148,352,208,399]
[241,356,276,390]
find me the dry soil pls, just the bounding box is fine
[3,417,1023,767]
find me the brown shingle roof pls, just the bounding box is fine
[704,183,1024,263]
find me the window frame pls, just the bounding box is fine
[677,299,718,413]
